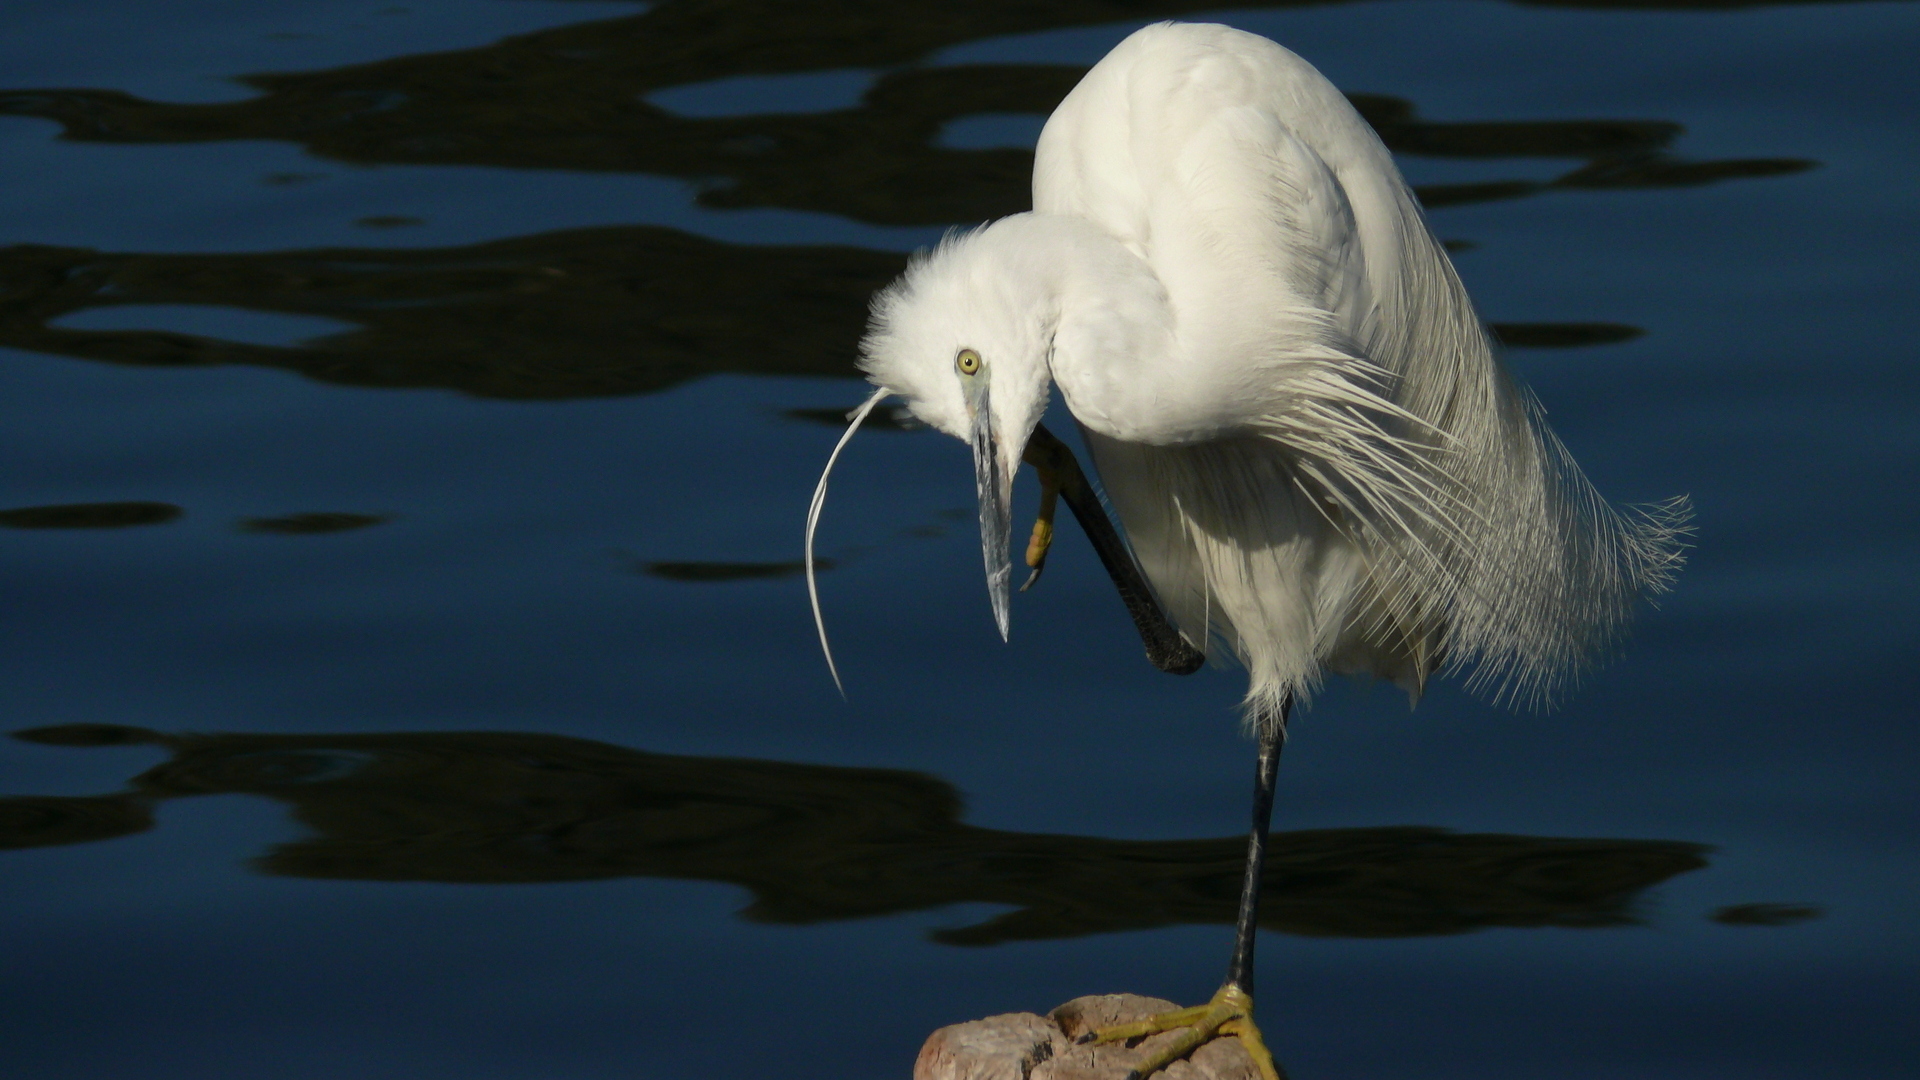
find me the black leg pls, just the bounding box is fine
[1022,423,1205,675]
[1081,694,1294,1080]
[1225,696,1290,997]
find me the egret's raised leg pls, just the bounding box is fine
[1021,424,1204,675]
[1082,698,1292,1080]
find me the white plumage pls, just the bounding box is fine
[833,21,1688,725]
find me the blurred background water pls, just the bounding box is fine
[1,1,1915,1077]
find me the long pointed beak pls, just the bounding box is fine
[970,387,1012,640]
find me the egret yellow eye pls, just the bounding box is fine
[956,348,981,376]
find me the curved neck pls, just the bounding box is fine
[1035,216,1195,444]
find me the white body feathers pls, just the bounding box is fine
[853,22,1687,722]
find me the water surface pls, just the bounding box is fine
[2,2,1916,1078]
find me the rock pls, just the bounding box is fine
[913,1010,1059,1080]
[914,995,1263,1080]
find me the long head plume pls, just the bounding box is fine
[805,386,891,697]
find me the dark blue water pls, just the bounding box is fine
[2,2,1915,1077]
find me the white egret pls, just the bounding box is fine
[809,22,1687,1080]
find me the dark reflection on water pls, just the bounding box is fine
[0,502,183,529]
[0,236,1662,401]
[1488,323,1643,349]
[0,0,1819,226]
[0,229,894,399]
[643,559,824,581]
[0,0,1817,400]
[5,724,1709,945]
[237,512,390,535]
[1712,902,1824,927]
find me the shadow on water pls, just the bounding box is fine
[0,229,897,399]
[0,1,1816,400]
[641,558,823,581]
[236,512,391,535]
[0,233,1701,402]
[0,502,184,528]
[0,0,1822,224]
[2,723,1712,944]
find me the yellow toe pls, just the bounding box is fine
[1082,984,1285,1080]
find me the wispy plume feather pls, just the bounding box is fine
[806,387,890,698]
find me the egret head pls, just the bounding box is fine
[858,215,1063,639]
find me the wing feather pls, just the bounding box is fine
[1039,23,1689,710]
